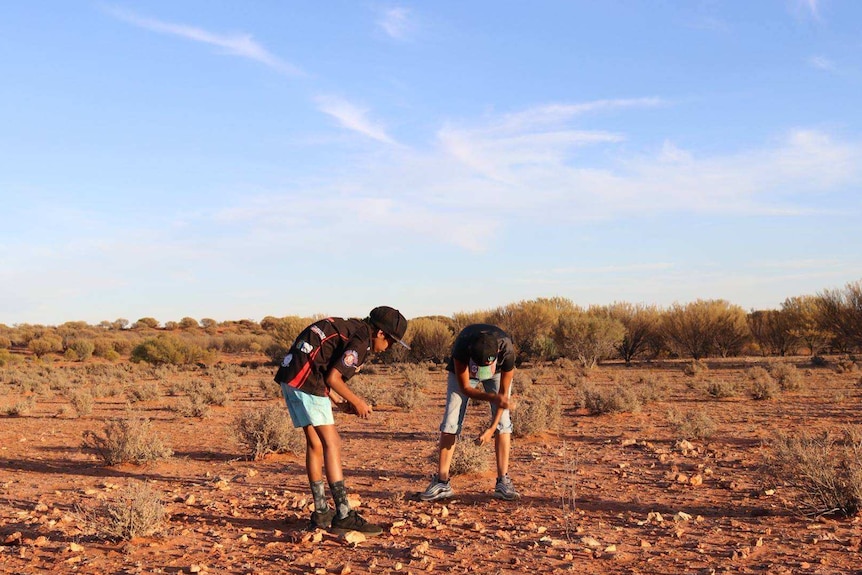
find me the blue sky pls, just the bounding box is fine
[1,1,861,326]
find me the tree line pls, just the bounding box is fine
[1,280,860,368]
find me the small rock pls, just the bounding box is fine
[689,474,703,487]
[581,536,602,549]
[185,495,196,505]
[67,542,84,553]
[342,531,366,545]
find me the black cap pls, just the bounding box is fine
[469,332,498,366]
[369,306,410,349]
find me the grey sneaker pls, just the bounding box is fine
[330,510,383,536]
[494,475,520,501]
[419,474,454,502]
[309,508,336,530]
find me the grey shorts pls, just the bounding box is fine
[439,371,513,435]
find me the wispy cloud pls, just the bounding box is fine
[105,6,302,75]
[314,95,396,144]
[808,55,837,72]
[377,7,412,40]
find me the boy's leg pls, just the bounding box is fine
[437,371,471,480]
[437,432,458,481]
[483,376,519,500]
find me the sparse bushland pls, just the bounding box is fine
[404,317,454,363]
[78,480,165,540]
[449,437,490,476]
[666,407,717,440]
[683,359,709,377]
[4,395,36,416]
[261,315,313,364]
[124,381,161,403]
[231,403,303,460]
[767,427,862,517]
[600,302,663,364]
[663,299,750,359]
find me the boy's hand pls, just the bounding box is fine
[475,428,495,446]
[494,394,510,410]
[351,398,372,419]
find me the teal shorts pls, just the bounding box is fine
[281,384,335,428]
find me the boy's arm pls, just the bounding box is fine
[325,369,372,418]
[475,369,514,445]
[453,359,509,408]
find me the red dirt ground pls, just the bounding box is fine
[1,357,861,574]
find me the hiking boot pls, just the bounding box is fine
[493,475,520,501]
[419,474,454,502]
[309,508,336,530]
[330,510,383,536]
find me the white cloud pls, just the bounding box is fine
[105,6,302,75]
[314,95,396,144]
[808,55,837,72]
[378,7,412,40]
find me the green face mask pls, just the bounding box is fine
[474,360,498,381]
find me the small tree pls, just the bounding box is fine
[553,311,625,369]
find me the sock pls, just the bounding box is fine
[310,479,328,513]
[329,480,351,519]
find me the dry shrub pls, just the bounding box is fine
[582,383,642,415]
[768,427,862,517]
[769,362,804,391]
[399,364,432,389]
[348,375,390,407]
[666,407,717,440]
[633,374,669,403]
[748,367,780,400]
[184,378,231,407]
[683,359,709,377]
[392,382,425,411]
[83,414,173,465]
[124,381,161,403]
[232,404,303,460]
[259,378,283,399]
[78,481,165,540]
[513,384,562,437]
[835,358,859,374]
[172,395,210,418]
[4,395,36,416]
[69,390,94,417]
[449,438,490,476]
[705,378,738,398]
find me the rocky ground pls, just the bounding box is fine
[1,356,861,574]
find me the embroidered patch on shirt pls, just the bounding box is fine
[342,349,359,368]
[311,325,327,339]
[281,353,293,367]
[297,340,313,354]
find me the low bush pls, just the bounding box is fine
[392,382,426,411]
[449,438,490,476]
[83,414,173,465]
[768,428,862,517]
[769,362,804,391]
[748,367,780,400]
[232,404,303,460]
[582,383,642,415]
[348,375,390,407]
[69,390,95,417]
[513,384,563,437]
[705,379,738,399]
[666,408,717,440]
[78,481,165,540]
[683,359,709,377]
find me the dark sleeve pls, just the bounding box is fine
[498,335,516,372]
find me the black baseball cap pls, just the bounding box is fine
[369,306,410,349]
[469,332,498,366]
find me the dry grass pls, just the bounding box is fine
[449,437,490,476]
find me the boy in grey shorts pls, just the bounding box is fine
[420,324,520,501]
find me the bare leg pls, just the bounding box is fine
[437,432,458,482]
[302,426,325,482]
[313,424,344,483]
[495,432,511,478]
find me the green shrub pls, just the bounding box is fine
[68,339,95,362]
[232,404,304,460]
[130,335,216,366]
[83,414,173,465]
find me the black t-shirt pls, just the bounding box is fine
[273,317,373,397]
[446,324,516,374]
